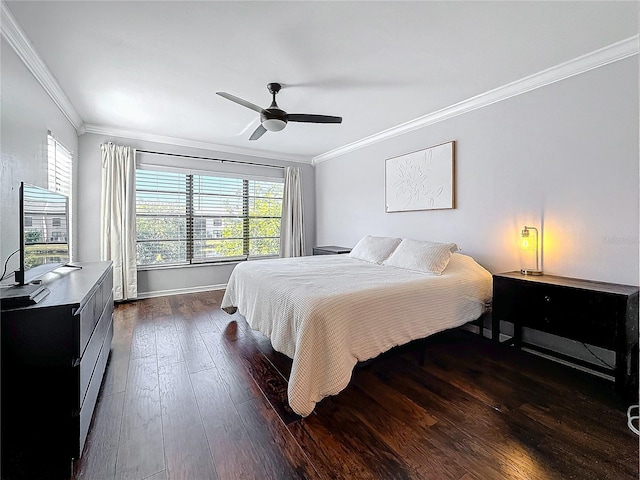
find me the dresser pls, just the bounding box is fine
[492,272,638,401]
[1,261,114,479]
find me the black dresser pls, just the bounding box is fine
[492,271,638,402]
[1,261,114,479]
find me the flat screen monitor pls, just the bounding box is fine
[17,182,70,285]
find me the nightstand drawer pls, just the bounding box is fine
[495,279,620,349]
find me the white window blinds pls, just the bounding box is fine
[135,169,283,267]
[47,132,73,197]
[47,132,73,259]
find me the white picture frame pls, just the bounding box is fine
[385,141,455,212]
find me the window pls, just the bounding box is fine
[47,133,72,198]
[47,132,73,258]
[135,169,284,267]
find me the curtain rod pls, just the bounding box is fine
[136,149,286,170]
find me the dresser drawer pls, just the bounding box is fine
[73,314,113,458]
[78,292,114,408]
[77,270,113,356]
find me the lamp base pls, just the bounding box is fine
[520,268,543,276]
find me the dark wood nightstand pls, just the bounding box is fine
[492,271,639,401]
[312,246,351,255]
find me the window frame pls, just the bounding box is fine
[47,132,73,259]
[135,168,284,269]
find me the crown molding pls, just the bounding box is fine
[83,124,313,164]
[1,2,84,131]
[313,35,639,165]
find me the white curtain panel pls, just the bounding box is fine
[280,166,305,257]
[100,143,137,301]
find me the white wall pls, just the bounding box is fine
[316,57,639,287]
[1,38,78,269]
[77,133,315,296]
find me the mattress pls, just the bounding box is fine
[221,252,492,416]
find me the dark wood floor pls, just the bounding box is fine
[71,291,638,480]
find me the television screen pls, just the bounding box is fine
[21,183,69,282]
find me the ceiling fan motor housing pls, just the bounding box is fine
[261,108,287,131]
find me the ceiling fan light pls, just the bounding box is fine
[262,118,287,132]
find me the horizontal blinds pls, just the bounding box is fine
[47,133,72,198]
[135,169,284,266]
[136,170,188,266]
[191,174,245,261]
[246,179,283,257]
[47,132,73,261]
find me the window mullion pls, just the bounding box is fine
[186,175,194,263]
[242,180,250,257]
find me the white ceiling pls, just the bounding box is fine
[5,1,639,162]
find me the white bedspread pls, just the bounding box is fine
[221,253,492,416]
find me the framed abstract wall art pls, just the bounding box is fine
[385,141,455,212]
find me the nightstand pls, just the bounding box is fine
[312,246,351,255]
[492,271,639,401]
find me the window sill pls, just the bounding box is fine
[136,255,279,272]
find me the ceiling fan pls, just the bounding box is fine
[216,83,342,140]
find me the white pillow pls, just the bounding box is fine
[348,235,402,264]
[382,238,459,275]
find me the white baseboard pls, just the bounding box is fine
[136,283,227,299]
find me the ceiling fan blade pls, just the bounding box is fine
[249,124,267,141]
[216,92,265,114]
[287,114,342,124]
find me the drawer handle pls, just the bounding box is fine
[544,295,551,302]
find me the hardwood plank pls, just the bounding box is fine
[353,365,521,479]
[142,471,167,480]
[154,315,185,367]
[168,295,190,318]
[100,304,134,396]
[199,328,262,405]
[368,358,528,479]
[343,385,466,479]
[172,315,216,374]
[226,329,299,425]
[190,367,271,480]
[115,355,164,480]
[348,370,469,479]
[189,300,221,334]
[158,362,218,480]
[308,392,414,480]
[416,336,637,472]
[74,392,124,480]
[205,307,238,333]
[508,402,638,479]
[236,397,320,480]
[458,472,483,480]
[152,296,173,316]
[246,326,294,378]
[129,312,157,360]
[288,414,390,479]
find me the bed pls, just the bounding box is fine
[221,236,493,416]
